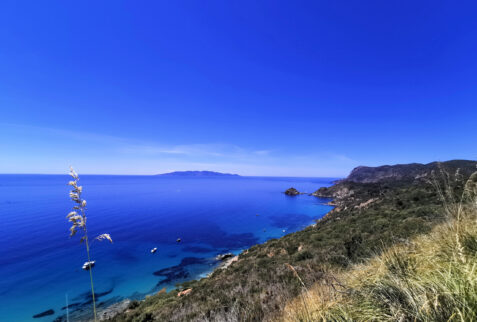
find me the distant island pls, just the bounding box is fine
[156,171,240,177]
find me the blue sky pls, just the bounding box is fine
[1,1,476,176]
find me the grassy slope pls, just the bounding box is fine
[283,206,477,321]
[112,160,476,322]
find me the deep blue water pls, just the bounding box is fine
[0,175,335,321]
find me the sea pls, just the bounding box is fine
[0,174,335,321]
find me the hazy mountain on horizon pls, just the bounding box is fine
[156,170,240,177]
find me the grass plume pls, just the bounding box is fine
[67,167,113,321]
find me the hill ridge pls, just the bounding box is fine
[157,170,240,177]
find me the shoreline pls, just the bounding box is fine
[89,195,335,321]
[45,161,477,321]
[86,252,244,321]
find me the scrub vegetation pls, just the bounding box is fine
[111,160,477,322]
[284,166,477,321]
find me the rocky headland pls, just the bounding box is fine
[109,160,477,322]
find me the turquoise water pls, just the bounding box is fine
[0,175,334,321]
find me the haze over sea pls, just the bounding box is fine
[0,174,334,321]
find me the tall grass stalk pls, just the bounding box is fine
[286,263,312,321]
[66,293,69,322]
[67,167,113,321]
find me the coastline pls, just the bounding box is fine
[102,161,477,321]
[2,175,335,322]
[87,196,335,321]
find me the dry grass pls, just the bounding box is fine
[283,169,477,322]
[66,167,113,322]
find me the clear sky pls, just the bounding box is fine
[1,1,476,176]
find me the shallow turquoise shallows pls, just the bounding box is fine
[0,175,334,321]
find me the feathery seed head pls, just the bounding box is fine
[95,233,113,243]
[69,226,78,237]
[69,166,78,180]
[68,215,82,222]
[66,168,112,260]
[67,211,77,218]
[69,192,79,200]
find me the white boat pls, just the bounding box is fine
[82,261,95,270]
[151,247,157,254]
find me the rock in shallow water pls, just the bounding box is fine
[33,309,54,318]
[284,187,300,196]
[153,257,211,287]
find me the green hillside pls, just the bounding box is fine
[112,160,477,322]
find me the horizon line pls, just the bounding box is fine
[0,172,343,179]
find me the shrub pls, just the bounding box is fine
[294,250,313,261]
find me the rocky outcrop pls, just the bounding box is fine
[98,299,131,321]
[215,253,238,270]
[344,160,477,184]
[313,160,477,209]
[177,289,192,297]
[355,198,378,209]
[345,164,428,183]
[284,187,300,196]
[218,255,238,270]
[216,253,234,261]
[313,185,353,199]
